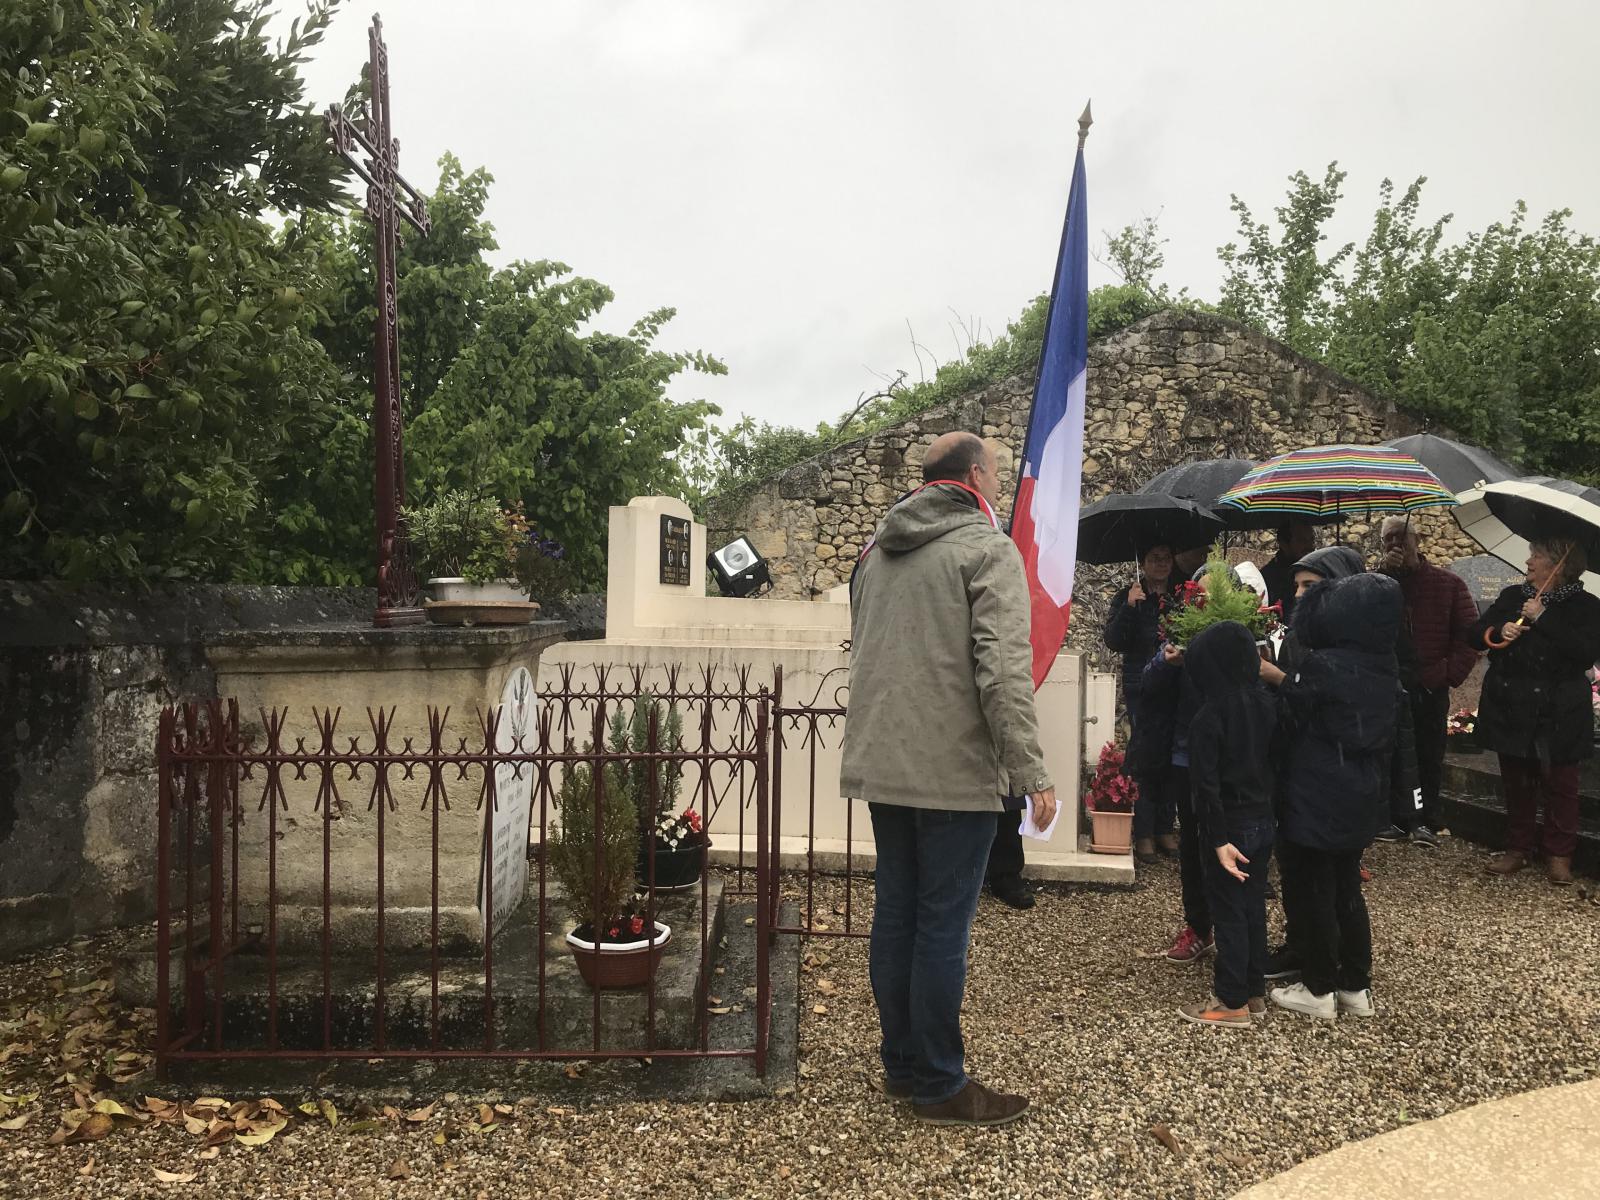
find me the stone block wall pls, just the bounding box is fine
[708,309,1489,666]
[0,584,374,958]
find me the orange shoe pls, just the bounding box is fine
[1177,1000,1251,1029]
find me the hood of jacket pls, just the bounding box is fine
[1292,546,1364,581]
[1185,620,1261,698]
[1296,571,1403,654]
[873,484,991,554]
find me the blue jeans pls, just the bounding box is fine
[1201,816,1274,1009]
[868,803,996,1105]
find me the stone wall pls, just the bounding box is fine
[0,585,374,958]
[708,309,1487,664]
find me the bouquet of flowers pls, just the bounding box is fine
[654,806,705,851]
[1447,708,1478,738]
[1083,741,1137,814]
[1160,545,1283,649]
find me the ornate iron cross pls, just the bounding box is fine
[325,15,431,627]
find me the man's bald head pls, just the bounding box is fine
[922,432,999,505]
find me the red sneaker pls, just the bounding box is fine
[1165,925,1215,963]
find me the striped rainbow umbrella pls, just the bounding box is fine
[1218,444,1457,525]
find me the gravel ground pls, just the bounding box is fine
[3,836,1598,1200]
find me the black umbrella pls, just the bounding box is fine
[1383,433,1518,495]
[1453,477,1600,590]
[1139,458,1256,506]
[1077,493,1223,566]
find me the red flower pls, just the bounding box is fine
[607,925,620,939]
[629,914,645,936]
[684,808,703,833]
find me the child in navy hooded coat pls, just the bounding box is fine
[1176,620,1281,1028]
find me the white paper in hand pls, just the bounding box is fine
[1019,795,1061,841]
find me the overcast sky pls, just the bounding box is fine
[283,1,1600,433]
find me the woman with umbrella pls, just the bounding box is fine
[1080,489,1222,865]
[1476,536,1600,884]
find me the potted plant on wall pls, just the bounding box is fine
[550,726,670,989]
[1084,740,1137,855]
[407,491,538,624]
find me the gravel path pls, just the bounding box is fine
[3,836,1598,1199]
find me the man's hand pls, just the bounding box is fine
[1161,642,1184,665]
[1128,580,1147,606]
[1259,659,1286,687]
[1028,787,1058,830]
[1501,621,1526,642]
[1216,843,1250,883]
[1382,546,1406,573]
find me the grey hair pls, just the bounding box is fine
[1531,536,1589,585]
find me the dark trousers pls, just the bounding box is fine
[868,804,996,1105]
[1278,839,1372,998]
[985,808,1024,887]
[1500,754,1581,859]
[1201,817,1274,1009]
[1132,762,1177,842]
[1410,685,1451,828]
[1388,693,1422,831]
[1171,767,1210,938]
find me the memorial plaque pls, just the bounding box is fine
[660,515,692,586]
[1449,554,1524,615]
[480,666,535,934]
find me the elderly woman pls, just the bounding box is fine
[1104,543,1177,861]
[1476,537,1600,884]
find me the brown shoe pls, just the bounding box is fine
[1547,856,1573,886]
[1156,833,1180,856]
[1248,996,1267,1021]
[911,1080,1029,1127]
[1135,837,1159,864]
[1486,851,1529,875]
[878,1076,915,1101]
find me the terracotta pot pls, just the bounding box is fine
[565,922,671,989]
[638,840,710,890]
[422,599,539,626]
[1088,809,1134,855]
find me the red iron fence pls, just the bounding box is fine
[153,664,866,1077]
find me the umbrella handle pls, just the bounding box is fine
[1483,548,1572,650]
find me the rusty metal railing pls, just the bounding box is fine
[154,669,773,1073]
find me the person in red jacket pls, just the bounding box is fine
[1378,517,1481,843]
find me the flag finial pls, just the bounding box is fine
[1077,101,1093,149]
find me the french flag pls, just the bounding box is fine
[1010,122,1089,689]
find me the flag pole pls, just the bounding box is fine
[1009,100,1092,521]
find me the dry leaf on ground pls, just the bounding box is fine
[387,1157,412,1180]
[404,1102,437,1123]
[1151,1124,1184,1156]
[153,1167,199,1184]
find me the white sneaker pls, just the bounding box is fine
[1270,982,1337,1021]
[1337,988,1376,1017]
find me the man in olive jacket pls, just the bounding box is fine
[840,431,1056,1128]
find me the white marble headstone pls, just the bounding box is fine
[479,666,535,935]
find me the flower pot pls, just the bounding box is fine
[1088,809,1134,855]
[565,922,672,989]
[639,840,710,891]
[425,577,529,603]
[423,598,540,626]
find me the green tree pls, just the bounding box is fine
[272,155,724,589]
[1218,165,1600,483]
[0,0,348,581]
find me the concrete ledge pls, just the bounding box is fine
[1233,1078,1600,1200]
[709,833,1137,886]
